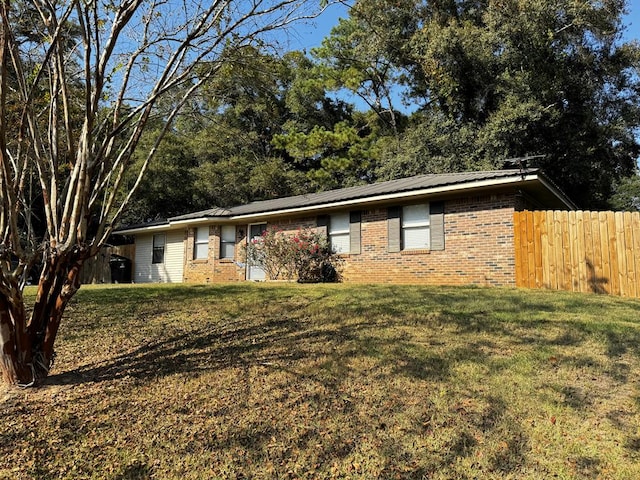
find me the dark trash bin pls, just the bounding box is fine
[109,255,132,283]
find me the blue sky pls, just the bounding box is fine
[280,1,640,123]
[623,0,639,42]
[289,1,640,50]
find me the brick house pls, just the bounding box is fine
[116,169,575,286]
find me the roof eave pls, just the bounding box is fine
[534,174,577,210]
[227,173,556,221]
[114,223,172,235]
[115,171,574,233]
[169,216,232,227]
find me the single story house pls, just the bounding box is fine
[115,168,575,286]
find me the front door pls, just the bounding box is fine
[247,223,267,280]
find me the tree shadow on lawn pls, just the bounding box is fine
[34,285,640,477]
[48,315,336,386]
[110,460,151,480]
[70,283,640,366]
[436,304,640,365]
[344,284,640,361]
[41,313,488,476]
[50,284,640,390]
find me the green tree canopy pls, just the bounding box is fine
[125,0,640,214]
[316,0,640,208]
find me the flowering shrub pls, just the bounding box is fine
[244,227,342,282]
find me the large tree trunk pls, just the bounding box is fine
[0,295,32,385]
[0,251,84,386]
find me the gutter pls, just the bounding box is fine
[115,222,173,235]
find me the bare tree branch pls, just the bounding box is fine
[0,0,331,386]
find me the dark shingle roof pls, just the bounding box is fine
[170,169,535,221]
[116,168,574,234]
[169,207,232,222]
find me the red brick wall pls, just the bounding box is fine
[341,193,516,286]
[183,225,246,283]
[183,218,317,283]
[181,194,517,286]
[263,217,317,235]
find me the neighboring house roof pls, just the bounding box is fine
[116,168,575,234]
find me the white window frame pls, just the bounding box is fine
[152,234,165,264]
[402,204,430,250]
[329,212,350,254]
[220,225,236,260]
[193,227,209,260]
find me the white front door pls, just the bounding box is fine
[247,223,266,280]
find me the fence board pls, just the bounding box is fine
[607,213,619,295]
[514,210,640,298]
[533,210,544,288]
[516,211,528,287]
[615,212,628,297]
[623,212,636,298]
[80,244,135,284]
[560,210,571,291]
[553,210,564,290]
[526,211,536,288]
[633,214,640,298]
[593,212,611,293]
[540,212,555,288]
[513,211,523,287]
[568,211,579,291]
[583,211,595,293]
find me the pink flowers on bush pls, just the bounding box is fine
[243,227,341,282]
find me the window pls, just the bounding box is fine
[220,225,235,259]
[388,202,444,253]
[152,234,165,264]
[329,212,350,254]
[402,204,430,250]
[194,227,209,260]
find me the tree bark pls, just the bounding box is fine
[0,252,85,386]
[0,295,32,385]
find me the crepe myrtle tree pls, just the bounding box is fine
[0,0,329,387]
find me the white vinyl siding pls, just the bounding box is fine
[220,225,235,259]
[329,212,350,254]
[194,227,209,260]
[135,230,184,283]
[402,204,430,250]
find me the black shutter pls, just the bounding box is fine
[430,201,445,251]
[387,207,401,253]
[349,211,361,254]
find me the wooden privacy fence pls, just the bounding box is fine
[80,244,136,284]
[514,210,640,298]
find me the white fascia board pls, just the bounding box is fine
[169,217,229,227]
[227,175,543,221]
[115,223,175,235]
[117,217,230,234]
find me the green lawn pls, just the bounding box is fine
[1,283,639,479]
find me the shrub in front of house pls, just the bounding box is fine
[244,227,342,282]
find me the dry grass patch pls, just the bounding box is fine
[1,283,639,479]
